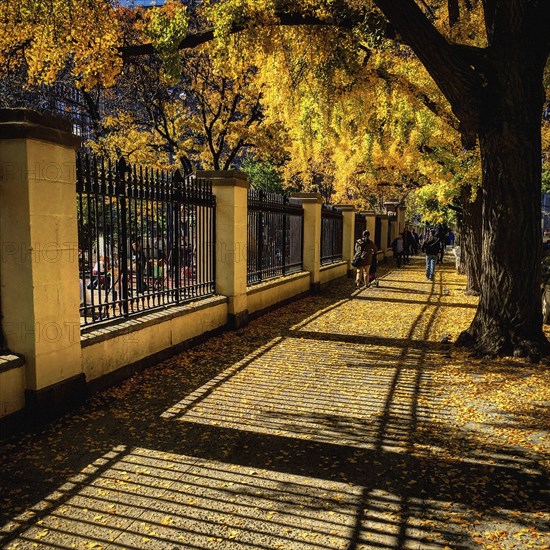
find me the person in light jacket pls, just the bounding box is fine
[391,232,404,268]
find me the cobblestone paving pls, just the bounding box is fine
[1,258,548,549]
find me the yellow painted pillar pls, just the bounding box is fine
[390,218,398,243]
[0,109,84,419]
[199,170,250,329]
[363,210,376,238]
[336,204,356,277]
[397,205,407,233]
[387,218,398,260]
[291,193,323,292]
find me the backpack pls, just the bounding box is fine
[351,238,368,267]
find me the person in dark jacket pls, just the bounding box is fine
[354,230,377,288]
[421,229,440,281]
[411,229,420,255]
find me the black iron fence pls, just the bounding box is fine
[2,82,92,139]
[320,205,343,265]
[77,153,215,326]
[247,190,304,285]
[354,212,367,243]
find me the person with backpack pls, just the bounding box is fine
[353,230,377,289]
[421,229,440,282]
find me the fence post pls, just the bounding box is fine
[398,205,407,233]
[362,210,376,238]
[336,204,356,278]
[256,190,264,282]
[117,158,130,315]
[387,218,397,262]
[379,214,390,256]
[291,192,323,292]
[0,109,84,423]
[282,196,288,276]
[389,217,398,245]
[197,170,249,329]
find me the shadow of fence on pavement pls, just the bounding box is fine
[1,259,548,549]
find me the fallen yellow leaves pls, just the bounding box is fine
[484,529,508,541]
[1,261,549,550]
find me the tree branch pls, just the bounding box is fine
[374,0,484,131]
[481,0,497,44]
[120,10,363,59]
[447,0,460,27]
[374,66,460,132]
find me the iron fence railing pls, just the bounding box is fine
[354,212,367,243]
[3,83,92,139]
[247,190,304,285]
[320,205,343,265]
[77,153,215,326]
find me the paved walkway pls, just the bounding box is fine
[1,258,548,549]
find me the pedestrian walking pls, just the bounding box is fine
[421,229,440,281]
[354,230,377,288]
[391,232,404,267]
[447,230,455,247]
[438,238,445,264]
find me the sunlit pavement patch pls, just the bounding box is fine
[162,336,440,453]
[0,446,489,549]
[1,446,368,549]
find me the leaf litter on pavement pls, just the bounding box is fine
[0,258,548,549]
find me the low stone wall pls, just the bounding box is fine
[0,269,332,433]
[81,296,228,387]
[319,261,348,285]
[0,355,26,437]
[247,272,311,316]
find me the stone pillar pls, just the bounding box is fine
[336,204,355,278]
[199,170,249,329]
[0,109,84,421]
[362,210,376,238]
[291,193,323,292]
[387,218,398,260]
[379,215,390,254]
[390,218,398,243]
[397,205,407,233]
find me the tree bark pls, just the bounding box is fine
[456,51,549,359]
[460,185,482,295]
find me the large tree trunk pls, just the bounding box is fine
[460,185,482,295]
[375,0,550,360]
[456,55,549,359]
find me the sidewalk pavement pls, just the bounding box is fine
[1,258,548,549]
